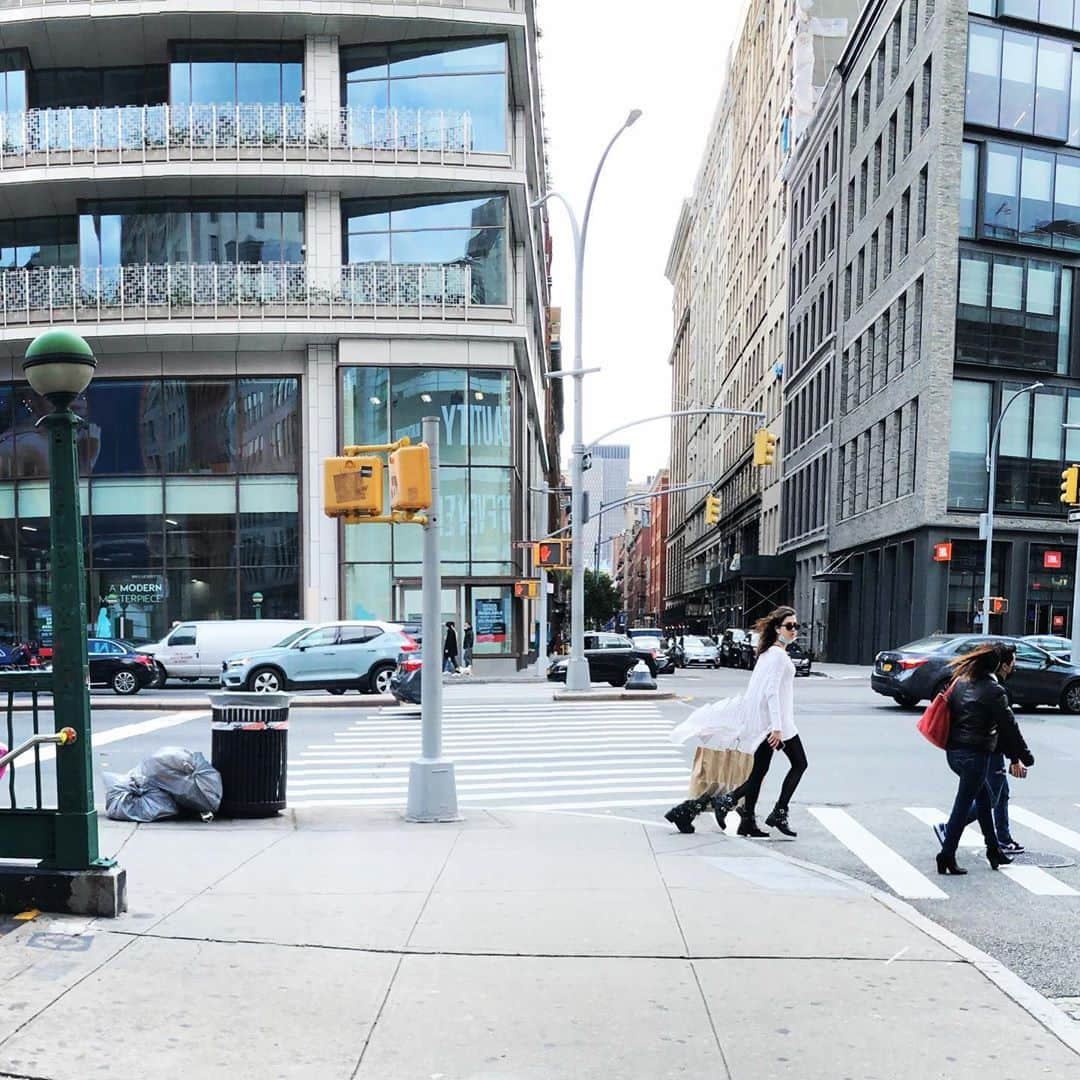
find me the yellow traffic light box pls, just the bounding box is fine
[752,428,778,467]
[514,580,539,599]
[389,444,432,511]
[323,455,383,517]
[704,493,720,527]
[1061,465,1079,505]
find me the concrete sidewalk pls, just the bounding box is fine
[1,810,1078,1080]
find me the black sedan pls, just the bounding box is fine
[547,633,659,687]
[389,652,423,706]
[872,634,1080,713]
[87,638,157,695]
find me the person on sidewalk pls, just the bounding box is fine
[443,621,459,674]
[461,621,474,673]
[934,642,1027,876]
[665,606,808,838]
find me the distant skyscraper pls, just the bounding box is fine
[580,444,631,572]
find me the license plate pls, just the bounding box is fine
[881,662,894,672]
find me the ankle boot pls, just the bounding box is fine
[986,845,1013,870]
[711,792,736,829]
[765,806,797,837]
[664,799,701,834]
[735,805,770,838]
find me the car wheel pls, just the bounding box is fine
[247,667,282,693]
[112,669,140,696]
[893,694,918,709]
[329,688,347,696]
[369,664,395,696]
[1060,682,1080,714]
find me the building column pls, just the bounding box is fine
[304,35,340,144]
[304,343,339,622]
[305,191,342,283]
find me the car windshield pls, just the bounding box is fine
[896,636,953,654]
[635,636,662,649]
[273,628,312,648]
[684,636,709,647]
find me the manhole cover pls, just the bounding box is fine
[1010,849,1076,869]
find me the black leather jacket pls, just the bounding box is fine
[947,675,1034,765]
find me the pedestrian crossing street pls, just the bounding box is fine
[285,699,1080,903]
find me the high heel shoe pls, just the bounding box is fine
[986,846,1013,870]
[936,852,968,875]
[664,799,700,834]
[735,805,770,838]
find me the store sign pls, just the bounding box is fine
[475,598,507,644]
[106,574,165,604]
[1044,551,1063,570]
[933,543,952,562]
[1053,614,1066,630]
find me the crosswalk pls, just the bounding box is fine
[286,699,689,812]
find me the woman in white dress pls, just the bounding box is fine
[665,606,807,838]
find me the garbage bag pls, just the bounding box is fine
[104,770,179,823]
[139,747,223,815]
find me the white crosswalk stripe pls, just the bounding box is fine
[286,700,689,810]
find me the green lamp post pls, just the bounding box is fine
[23,329,110,870]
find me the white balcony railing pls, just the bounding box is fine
[0,0,518,9]
[0,106,503,168]
[0,262,494,327]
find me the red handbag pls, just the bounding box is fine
[917,681,954,749]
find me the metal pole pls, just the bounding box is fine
[593,502,603,576]
[981,383,1043,635]
[1072,534,1080,663]
[45,408,106,869]
[406,415,458,821]
[536,566,548,679]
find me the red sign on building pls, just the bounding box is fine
[933,543,952,562]
[1044,550,1063,570]
[1053,614,1066,630]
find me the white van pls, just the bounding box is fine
[138,620,311,687]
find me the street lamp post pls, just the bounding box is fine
[533,108,641,692]
[981,382,1043,635]
[22,329,111,870]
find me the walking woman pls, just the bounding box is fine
[665,606,808,838]
[936,641,1029,875]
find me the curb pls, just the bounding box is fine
[552,690,678,702]
[547,808,1080,1058]
[5,695,399,713]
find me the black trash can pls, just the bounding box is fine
[209,692,289,817]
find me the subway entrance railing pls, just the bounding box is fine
[0,671,102,867]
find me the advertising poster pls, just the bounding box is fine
[475,597,507,644]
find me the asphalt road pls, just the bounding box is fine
[4,666,1080,1005]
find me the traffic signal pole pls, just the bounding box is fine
[536,566,549,679]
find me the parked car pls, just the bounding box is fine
[626,628,675,674]
[872,634,1080,713]
[1023,634,1072,661]
[139,619,312,687]
[719,628,749,668]
[88,638,157,695]
[221,620,416,694]
[676,634,721,668]
[787,640,813,677]
[547,632,658,686]
[390,650,423,705]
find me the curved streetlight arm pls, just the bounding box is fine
[586,408,766,451]
[981,381,1044,634]
[581,112,640,258]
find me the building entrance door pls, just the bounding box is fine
[396,582,461,656]
[1028,600,1070,637]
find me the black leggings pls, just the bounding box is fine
[727,735,808,815]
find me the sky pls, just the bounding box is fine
[538,0,746,484]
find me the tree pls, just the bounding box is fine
[584,569,621,628]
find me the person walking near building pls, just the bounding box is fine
[462,621,474,673]
[935,642,1027,875]
[443,621,459,674]
[665,606,808,838]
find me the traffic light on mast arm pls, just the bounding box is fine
[704,493,721,527]
[1062,464,1080,505]
[753,428,778,467]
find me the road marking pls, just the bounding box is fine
[288,750,676,767]
[288,796,687,810]
[288,775,687,795]
[289,764,687,782]
[1010,807,1080,852]
[808,807,948,900]
[999,865,1080,896]
[14,712,208,770]
[885,947,909,965]
[904,806,982,848]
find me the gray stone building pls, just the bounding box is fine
[785,0,1080,663]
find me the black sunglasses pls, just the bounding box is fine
[781,621,800,630]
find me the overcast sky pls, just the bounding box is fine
[538,1,745,483]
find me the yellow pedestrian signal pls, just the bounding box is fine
[535,540,568,568]
[1061,465,1080,505]
[704,493,721,527]
[389,444,431,511]
[514,580,539,599]
[323,456,383,518]
[752,428,778,467]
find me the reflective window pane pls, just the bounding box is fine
[948,380,990,509]
[160,381,234,472]
[390,368,468,465]
[960,142,978,239]
[966,24,1002,128]
[1000,32,1036,135]
[469,468,511,563]
[236,378,299,473]
[341,367,389,446]
[984,144,1019,238]
[85,380,163,474]
[1035,38,1071,139]
[1019,149,1053,245]
[167,568,237,622]
[468,370,512,465]
[343,564,392,623]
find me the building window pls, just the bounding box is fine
[921,58,933,133]
[876,43,887,106]
[891,14,903,81]
[31,64,168,110]
[860,158,868,218]
[870,230,879,293]
[873,137,882,201]
[844,263,852,319]
[888,112,898,179]
[169,41,303,109]
[857,248,865,307]
[917,165,929,239]
[884,210,895,277]
[340,38,508,153]
[900,187,911,258]
[903,83,914,158]
[847,178,856,235]
[956,247,1073,372]
[343,194,508,305]
[862,68,872,130]
[960,142,978,239]
[849,91,859,150]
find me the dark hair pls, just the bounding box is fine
[753,606,795,657]
[948,641,1015,682]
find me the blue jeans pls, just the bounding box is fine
[943,749,997,858]
[964,751,1012,844]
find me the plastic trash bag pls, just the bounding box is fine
[104,770,179,823]
[139,747,223,816]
